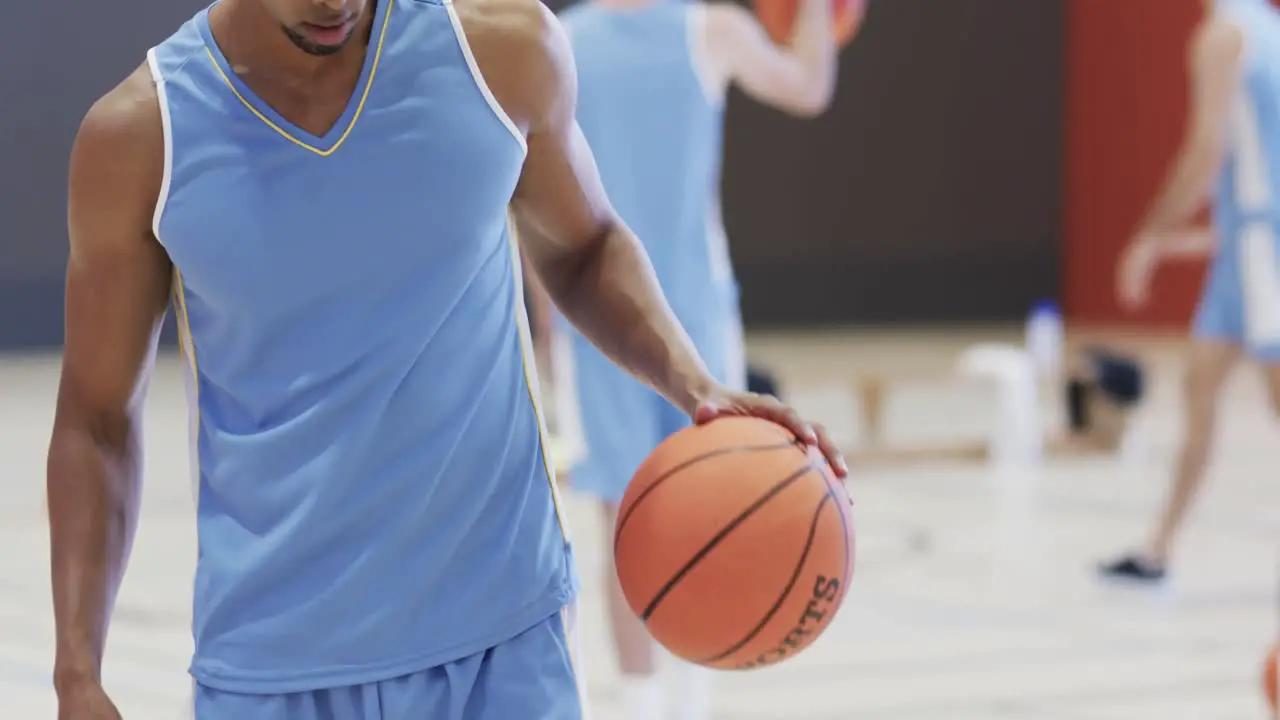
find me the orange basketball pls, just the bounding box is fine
[1263,643,1278,711]
[754,0,867,48]
[613,416,856,670]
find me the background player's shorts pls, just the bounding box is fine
[557,300,747,504]
[191,606,588,720]
[1193,219,1280,363]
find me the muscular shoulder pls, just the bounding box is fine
[453,0,575,133]
[78,64,165,172]
[69,63,166,257]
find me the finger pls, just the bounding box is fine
[811,422,848,478]
[768,402,816,444]
[693,402,720,425]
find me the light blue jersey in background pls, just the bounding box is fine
[1195,0,1280,359]
[556,0,745,502]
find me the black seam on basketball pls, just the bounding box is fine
[697,493,834,665]
[612,440,801,553]
[639,462,818,622]
[816,463,853,607]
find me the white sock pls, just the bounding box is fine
[664,658,714,720]
[621,674,664,720]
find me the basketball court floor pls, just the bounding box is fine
[2,329,1276,719]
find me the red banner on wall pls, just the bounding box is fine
[1064,0,1206,327]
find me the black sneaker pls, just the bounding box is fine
[1098,554,1167,583]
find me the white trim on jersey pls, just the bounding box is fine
[146,48,174,241]
[1241,224,1280,347]
[704,191,735,294]
[443,0,528,154]
[687,4,730,107]
[147,48,203,506]
[1232,75,1273,213]
[1229,31,1280,347]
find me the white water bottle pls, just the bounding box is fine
[1025,299,1064,379]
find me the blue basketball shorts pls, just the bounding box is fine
[556,302,747,505]
[1192,220,1280,363]
[191,607,588,720]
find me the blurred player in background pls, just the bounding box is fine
[525,0,845,718]
[1104,0,1280,583]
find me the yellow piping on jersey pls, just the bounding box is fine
[172,269,203,502]
[506,213,571,543]
[203,2,394,157]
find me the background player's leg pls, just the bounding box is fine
[1263,362,1280,417]
[561,329,664,719]
[1143,338,1238,563]
[1101,261,1242,582]
[602,499,661,676]
[655,306,746,720]
[651,398,713,720]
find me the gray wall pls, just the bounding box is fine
[721,0,1062,327]
[0,1,206,349]
[0,0,1061,349]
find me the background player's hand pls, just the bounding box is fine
[693,387,848,479]
[1116,234,1163,310]
[57,680,122,720]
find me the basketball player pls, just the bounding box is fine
[45,0,847,718]
[539,1,842,718]
[1103,0,1280,583]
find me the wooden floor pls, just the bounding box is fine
[3,328,1277,719]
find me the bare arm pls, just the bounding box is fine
[461,0,846,474]
[1160,226,1218,257]
[1138,19,1243,239]
[469,0,715,414]
[705,0,837,117]
[49,65,171,694]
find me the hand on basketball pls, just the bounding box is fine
[1116,234,1163,310]
[57,680,122,720]
[693,388,848,479]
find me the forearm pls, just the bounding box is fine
[536,222,714,414]
[47,422,142,689]
[1140,140,1221,237]
[1161,227,1217,257]
[787,0,838,107]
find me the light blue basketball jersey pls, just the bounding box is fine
[146,0,575,694]
[560,0,737,335]
[1216,0,1280,234]
[1196,0,1280,356]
